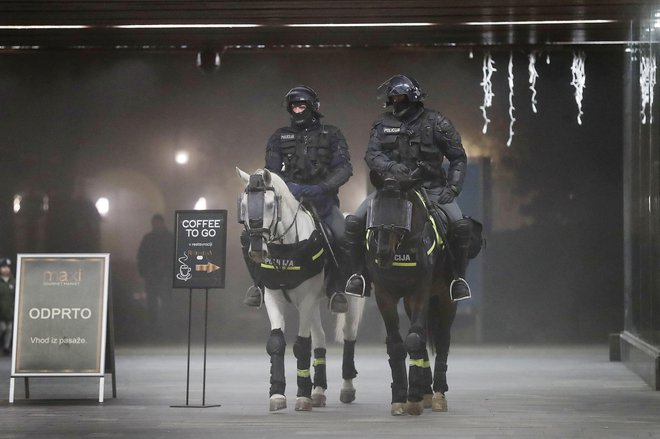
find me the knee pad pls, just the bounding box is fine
[386,338,407,360]
[404,327,426,354]
[293,336,312,359]
[266,329,286,356]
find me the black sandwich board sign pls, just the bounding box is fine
[173,210,227,289]
[9,254,111,403]
[172,210,227,409]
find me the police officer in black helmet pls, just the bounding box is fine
[243,85,353,313]
[344,74,472,301]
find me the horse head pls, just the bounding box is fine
[367,178,414,269]
[236,167,297,263]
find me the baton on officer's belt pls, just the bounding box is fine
[304,200,340,269]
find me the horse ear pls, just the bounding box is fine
[236,167,250,185]
[262,168,272,186]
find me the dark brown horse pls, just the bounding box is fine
[365,178,457,416]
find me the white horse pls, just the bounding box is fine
[237,167,365,411]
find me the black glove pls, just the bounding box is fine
[436,185,458,204]
[387,163,411,182]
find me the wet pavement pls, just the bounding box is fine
[0,344,659,438]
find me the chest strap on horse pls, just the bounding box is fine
[257,230,325,290]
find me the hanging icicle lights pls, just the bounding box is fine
[507,52,516,147]
[570,51,586,125]
[640,51,656,125]
[528,52,539,114]
[480,52,496,134]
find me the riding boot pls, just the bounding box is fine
[342,215,369,297]
[449,218,472,302]
[240,230,264,307]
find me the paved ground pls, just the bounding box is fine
[0,344,659,438]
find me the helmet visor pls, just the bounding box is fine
[376,75,416,102]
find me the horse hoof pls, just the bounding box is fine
[406,400,424,416]
[269,394,287,412]
[311,389,326,407]
[390,402,407,416]
[423,394,433,409]
[340,388,356,404]
[295,397,313,411]
[432,392,448,412]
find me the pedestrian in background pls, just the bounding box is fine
[0,257,16,355]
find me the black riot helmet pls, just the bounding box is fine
[377,74,425,114]
[283,85,321,127]
[283,85,321,114]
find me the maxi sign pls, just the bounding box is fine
[173,210,227,289]
[11,254,109,378]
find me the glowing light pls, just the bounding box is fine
[570,51,586,125]
[640,53,657,125]
[114,23,260,29]
[480,52,496,134]
[175,150,189,165]
[464,19,615,26]
[194,197,207,210]
[13,195,21,213]
[528,52,540,113]
[506,52,516,147]
[286,22,433,28]
[0,25,89,29]
[96,197,110,216]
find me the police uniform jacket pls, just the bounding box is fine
[365,105,467,194]
[265,118,352,216]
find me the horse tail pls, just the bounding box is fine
[426,295,439,355]
[334,296,366,343]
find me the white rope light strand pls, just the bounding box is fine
[570,51,586,125]
[480,52,496,133]
[507,52,516,147]
[640,52,656,124]
[528,52,539,114]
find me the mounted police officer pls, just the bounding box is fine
[243,85,353,313]
[344,74,472,301]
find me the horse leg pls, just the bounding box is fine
[292,276,324,411]
[403,293,431,416]
[264,288,288,411]
[404,296,433,408]
[421,349,433,409]
[340,340,357,403]
[339,297,365,403]
[375,289,407,415]
[293,335,313,411]
[310,310,327,407]
[429,294,457,412]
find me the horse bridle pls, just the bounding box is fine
[239,174,301,252]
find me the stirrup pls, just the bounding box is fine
[329,292,348,314]
[344,274,366,298]
[244,285,264,308]
[450,278,472,302]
